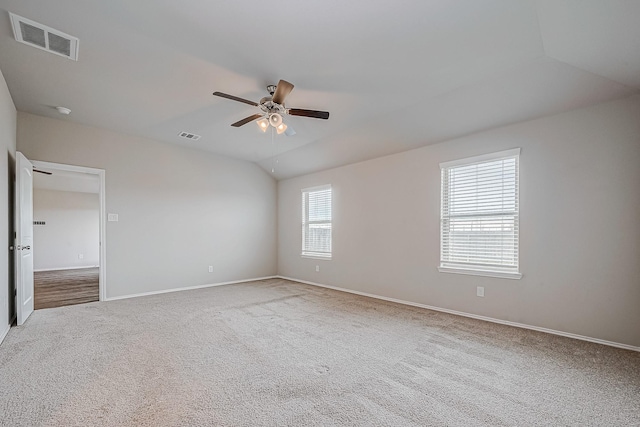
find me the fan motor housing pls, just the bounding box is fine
[259,96,286,115]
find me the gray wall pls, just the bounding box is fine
[18,112,277,299]
[33,189,100,271]
[278,95,640,348]
[0,68,16,342]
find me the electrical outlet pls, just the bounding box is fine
[108,213,119,222]
[78,254,84,260]
[477,286,485,297]
[208,266,214,273]
[315,265,320,272]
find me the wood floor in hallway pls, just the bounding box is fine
[34,267,99,310]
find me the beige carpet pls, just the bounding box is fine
[0,278,638,426]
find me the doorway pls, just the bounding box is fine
[30,161,106,307]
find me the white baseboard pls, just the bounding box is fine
[0,323,9,345]
[278,276,640,353]
[34,265,99,272]
[104,276,278,302]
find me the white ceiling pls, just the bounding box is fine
[0,0,637,179]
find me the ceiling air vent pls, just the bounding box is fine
[9,13,79,61]
[178,131,201,141]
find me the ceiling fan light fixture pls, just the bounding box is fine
[214,80,330,136]
[269,113,283,127]
[256,117,269,132]
[276,123,287,135]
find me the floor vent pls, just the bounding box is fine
[178,131,202,141]
[9,13,79,61]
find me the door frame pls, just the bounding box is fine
[31,160,107,302]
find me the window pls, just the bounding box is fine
[439,148,521,279]
[302,185,332,259]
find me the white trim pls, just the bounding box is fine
[439,147,521,169]
[0,324,9,345]
[104,276,278,301]
[277,276,640,353]
[438,266,522,280]
[31,160,107,303]
[30,160,102,176]
[300,184,331,193]
[301,254,332,260]
[98,168,106,302]
[34,265,99,272]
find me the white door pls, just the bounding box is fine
[16,152,34,325]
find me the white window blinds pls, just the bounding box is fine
[440,149,520,278]
[302,185,332,258]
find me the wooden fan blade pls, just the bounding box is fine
[272,80,294,105]
[288,109,330,120]
[213,92,258,107]
[231,114,263,127]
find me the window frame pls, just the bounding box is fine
[301,184,332,260]
[438,148,522,279]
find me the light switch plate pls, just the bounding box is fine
[108,213,118,222]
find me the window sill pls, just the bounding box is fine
[438,266,522,280]
[302,253,332,260]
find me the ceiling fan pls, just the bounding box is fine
[213,79,329,135]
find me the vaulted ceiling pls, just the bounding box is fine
[0,0,638,179]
